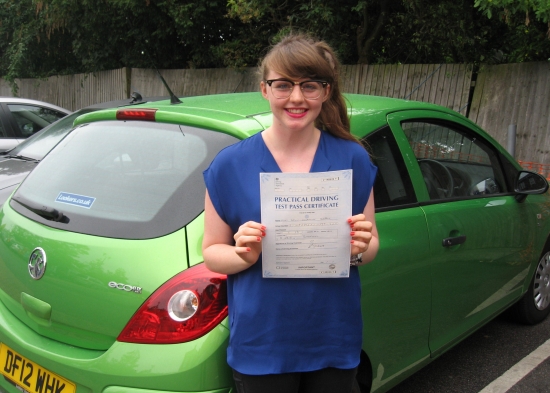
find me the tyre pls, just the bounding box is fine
[510,250,550,325]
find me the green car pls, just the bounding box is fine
[0,92,548,393]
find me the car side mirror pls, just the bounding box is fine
[514,170,549,202]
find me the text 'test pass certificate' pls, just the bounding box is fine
[260,170,352,278]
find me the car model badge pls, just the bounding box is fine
[28,247,47,280]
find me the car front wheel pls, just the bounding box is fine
[511,250,550,325]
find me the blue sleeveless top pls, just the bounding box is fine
[203,131,377,375]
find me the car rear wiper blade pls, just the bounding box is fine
[12,198,66,222]
[4,154,39,162]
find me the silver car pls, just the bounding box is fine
[0,97,71,152]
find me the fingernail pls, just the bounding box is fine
[350,231,355,236]
[246,247,251,252]
[350,240,354,244]
[261,226,266,230]
[257,237,261,241]
[262,231,266,237]
[347,219,352,224]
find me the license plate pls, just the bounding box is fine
[0,344,76,393]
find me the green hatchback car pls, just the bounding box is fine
[0,92,548,393]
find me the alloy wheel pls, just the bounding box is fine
[534,252,550,310]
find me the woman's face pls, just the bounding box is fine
[261,71,330,134]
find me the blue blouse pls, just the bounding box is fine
[203,131,377,375]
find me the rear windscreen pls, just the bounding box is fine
[11,121,239,239]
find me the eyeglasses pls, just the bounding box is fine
[264,79,329,100]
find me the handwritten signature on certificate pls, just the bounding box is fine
[260,170,352,278]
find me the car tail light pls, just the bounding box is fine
[117,263,227,344]
[116,108,157,121]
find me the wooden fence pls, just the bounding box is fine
[469,62,550,167]
[0,64,473,112]
[0,69,128,111]
[0,62,548,165]
[340,63,472,115]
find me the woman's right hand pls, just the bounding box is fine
[234,221,265,265]
[203,191,265,274]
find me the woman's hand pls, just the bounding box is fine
[234,221,266,265]
[203,191,266,275]
[348,214,374,258]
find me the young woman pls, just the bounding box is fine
[202,33,379,393]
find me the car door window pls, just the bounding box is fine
[363,127,417,210]
[7,104,67,137]
[402,121,508,200]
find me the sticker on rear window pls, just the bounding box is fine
[55,192,96,209]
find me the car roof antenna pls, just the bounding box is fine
[155,69,182,105]
[141,47,182,105]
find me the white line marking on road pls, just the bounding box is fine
[478,337,550,393]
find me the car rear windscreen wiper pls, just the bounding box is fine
[4,154,39,162]
[12,198,67,222]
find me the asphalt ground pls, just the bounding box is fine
[386,312,550,393]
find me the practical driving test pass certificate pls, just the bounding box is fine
[260,170,352,278]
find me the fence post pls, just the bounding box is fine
[125,67,132,99]
[507,124,517,158]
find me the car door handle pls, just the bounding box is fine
[442,235,467,247]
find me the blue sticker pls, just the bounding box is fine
[55,192,96,209]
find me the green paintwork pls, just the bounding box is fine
[187,212,206,267]
[21,292,52,323]
[422,196,535,356]
[359,207,432,391]
[0,92,549,393]
[0,202,189,350]
[74,93,272,140]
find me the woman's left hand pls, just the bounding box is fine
[348,214,373,257]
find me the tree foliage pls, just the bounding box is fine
[1,0,549,88]
[474,0,550,59]
[475,0,550,25]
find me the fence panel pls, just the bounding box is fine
[339,63,472,114]
[130,68,259,98]
[0,79,12,96]
[6,69,126,111]
[469,62,550,164]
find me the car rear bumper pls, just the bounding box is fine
[0,298,233,393]
[103,387,233,393]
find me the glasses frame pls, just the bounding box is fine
[264,79,329,100]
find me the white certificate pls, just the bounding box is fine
[260,170,352,278]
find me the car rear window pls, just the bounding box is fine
[10,121,239,239]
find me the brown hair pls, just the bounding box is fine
[259,33,358,143]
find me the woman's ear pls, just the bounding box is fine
[260,80,269,99]
[322,84,331,102]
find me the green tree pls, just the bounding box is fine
[222,0,361,66]
[0,0,78,92]
[1,0,548,88]
[375,0,501,64]
[0,0,243,86]
[354,0,401,64]
[221,0,521,65]
[475,0,550,61]
[475,0,550,26]
[32,0,237,69]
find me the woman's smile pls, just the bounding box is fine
[286,108,308,117]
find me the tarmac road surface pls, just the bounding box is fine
[387,312,550,393]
